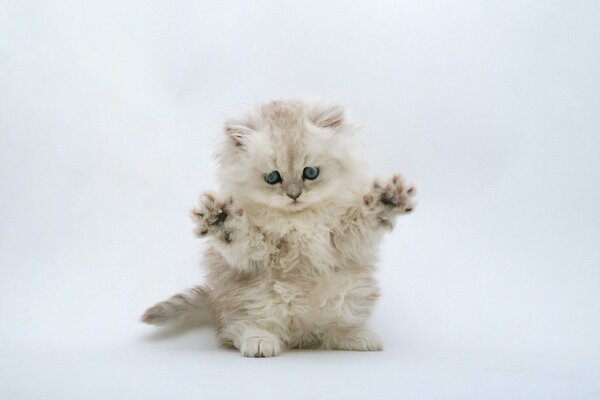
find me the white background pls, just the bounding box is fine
[1,0,599,398]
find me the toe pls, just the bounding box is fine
[240,336,281,358]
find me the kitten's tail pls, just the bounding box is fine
[140,285,211,327]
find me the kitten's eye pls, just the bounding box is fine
[303,167,320,180]
[264,170,282,184]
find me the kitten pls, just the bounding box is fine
[141,99,416,357]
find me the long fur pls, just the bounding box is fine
[141,286,211,327]
[141,99,416,357]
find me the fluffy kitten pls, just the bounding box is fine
[141,99,416,357]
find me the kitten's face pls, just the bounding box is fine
[234,127,348,212]
[217,100,363,213]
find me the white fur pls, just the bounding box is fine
[142,99,416,357]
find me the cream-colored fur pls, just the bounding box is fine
[141,99,416,357]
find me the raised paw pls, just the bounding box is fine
[369,173,416,215]
[190,192,240,241]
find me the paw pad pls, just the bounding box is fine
[372,174,416,214]
[191,192,236,238]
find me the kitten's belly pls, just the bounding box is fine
[211,226,380,346]
[268,261,379,346]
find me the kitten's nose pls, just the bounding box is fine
[283,180,303,201]
[286,189,302,200]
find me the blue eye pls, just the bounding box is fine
[303,167,319,180]
[264,170,282,184]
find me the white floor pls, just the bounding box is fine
[1,0,599,398]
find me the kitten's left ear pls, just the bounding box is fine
[308,103,345,129]
[224,120,254,149]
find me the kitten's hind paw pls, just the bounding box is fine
[240,335,282,358]
[191,192,241,241]
[325,328,383,352]
[236,328,282,357]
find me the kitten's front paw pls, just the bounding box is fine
[366,173,416,215]
[191,192,240,241]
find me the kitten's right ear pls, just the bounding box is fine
[224,120,254,149]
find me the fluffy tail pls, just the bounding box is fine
[140,286,211,327]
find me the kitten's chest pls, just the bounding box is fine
[266,227,340,313]
[265,224,337,271]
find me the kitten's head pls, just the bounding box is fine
[216,99,364,213]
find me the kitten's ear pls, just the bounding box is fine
[308,103,345,129]
[224,120,254,149]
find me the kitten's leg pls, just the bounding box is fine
[190,192,242,243]
[191,192,264,271]
[334,174,415,257]
[322,326,383,351]
[320,276,382,351]
[231,327,283,358]
[362,173,416,229]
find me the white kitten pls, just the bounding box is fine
[141,99,416,357]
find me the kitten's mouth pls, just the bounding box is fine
[288,200,305,210]
[281,197,310,212]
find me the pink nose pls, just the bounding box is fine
[286,190,302,200]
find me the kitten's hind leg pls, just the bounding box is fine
[323,326,383,352]
[231,327,283,358]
